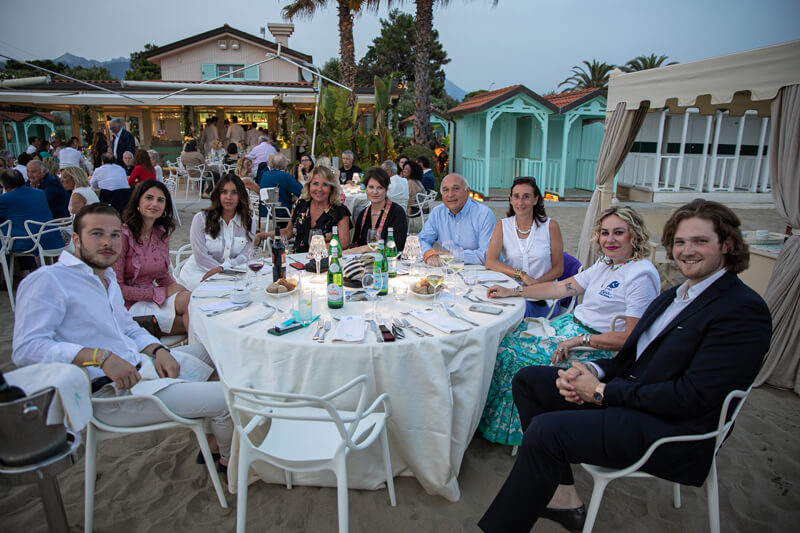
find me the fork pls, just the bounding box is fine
[465,294,514,307]
[312,320,325,340]
[237,308,277,328]
[400,315,433,337]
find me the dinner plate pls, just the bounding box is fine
[264,286,298,297]
[410,285,444,299]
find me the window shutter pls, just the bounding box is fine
[244,65,260,81]
[201,63,216,80]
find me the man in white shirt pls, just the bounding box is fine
[90,153,130,191]
[12,203,232,466]
[58,136,92,173]
[479,199,772,533]
[381,160,409,210]
[25,136,39,154]
[226,116,246,147]
[245,136,277,167]
[246,122,261,149]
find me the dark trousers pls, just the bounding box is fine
[478,366,660,533]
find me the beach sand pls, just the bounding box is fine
[1,199,797,532]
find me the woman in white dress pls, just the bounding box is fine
[59,166,99,215]
[148,150,163,181]
[485,177,564,317]
[179,175,254,290]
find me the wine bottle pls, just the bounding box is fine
[385,227,397,278]
[272,236,285,282]
[327,248,344,309]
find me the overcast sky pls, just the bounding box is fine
[2,0,799,94]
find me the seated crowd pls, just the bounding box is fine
[4,130,772,532]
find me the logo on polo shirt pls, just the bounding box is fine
[598,280,620,298]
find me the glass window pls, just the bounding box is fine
[217,64,245,80]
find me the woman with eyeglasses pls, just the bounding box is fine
[485,177,564,318]
[296,155,314,185]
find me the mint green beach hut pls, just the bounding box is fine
[447,85,607,197]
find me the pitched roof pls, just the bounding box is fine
[543,87,606,112]
[0,110,55,122]
[144,24,313,64]
[447,84,556,116]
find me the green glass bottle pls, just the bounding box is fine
[385,227,398,278]
[327,248,343,308]
[377,240,388,295]
[330,226,343,258]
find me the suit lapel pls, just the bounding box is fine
[617,288,677,356]
[633,272,736,367]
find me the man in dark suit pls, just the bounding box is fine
[108,117,135,168]
[479,199,772,533]
[25,160,70,219]
[416,155,435,192]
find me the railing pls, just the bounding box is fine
[462,156,488,196]
[513,157,543,179]
[619,153,770,193]
[575,158,597,190]
[512,158,563,196]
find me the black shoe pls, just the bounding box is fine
[217,461,228,475]
[196,451,221,465]
[540,505,586,532]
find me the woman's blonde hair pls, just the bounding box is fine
[42,157,60,176]
[235,157,252,178]
[315,156,332,169]
[592,205,652,263]
[60,166,90,188]
[300,166,341,206]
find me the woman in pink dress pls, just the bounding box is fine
[113,180,191,335]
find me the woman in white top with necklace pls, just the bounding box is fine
[179,175,254,290]
[486,177,564,317]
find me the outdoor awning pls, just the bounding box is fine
[0,90,278,107]
[607,39,800,116]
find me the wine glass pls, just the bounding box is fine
[361,271,379,320]
[450,246,465,278]
[309,233,328,276]
[366,229,380,257]
[403,234,422,276]
[351,172,360,188]
[439,239,454,281]
[426,264,445,309]
[247,248,265,288]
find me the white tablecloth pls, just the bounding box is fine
[343,191,369,220]
[189,263,524,501]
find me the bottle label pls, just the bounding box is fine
[388,257,397,275]
[329,262,340,273]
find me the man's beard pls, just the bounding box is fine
[76,238,119,270]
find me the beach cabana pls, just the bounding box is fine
[448,85,606,197]
[0,111,55,155]
[574,39,800,394]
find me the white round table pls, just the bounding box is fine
[188,261,524,501]
[343,190,369,219]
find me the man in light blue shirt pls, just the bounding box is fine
[419,173,495,265]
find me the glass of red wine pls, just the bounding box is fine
[247,248,265,288]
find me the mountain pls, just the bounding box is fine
[444,79,466,102]
[52,53,130,79]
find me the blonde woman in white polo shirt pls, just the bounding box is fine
[480,205,660,446]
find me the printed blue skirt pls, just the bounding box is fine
[479,313,614,446]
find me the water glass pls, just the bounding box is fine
[362,272,379,319]
[392,285,408,303]
[297,287,313,325]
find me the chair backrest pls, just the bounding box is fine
[558,252,583,310]
[170,243,192,280]
[219,368,371,449]
[99,187,134,215]
[24,217,74,256]
[260,186,279,204]
[185,164,204,179]
[0,386,68,467]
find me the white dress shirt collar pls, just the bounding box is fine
[674,267,727,302]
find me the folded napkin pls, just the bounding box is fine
[520,317,556,337]
[132,349,215,396]
[4,363,92,431]
[195,285,236,292]
[408,310,470,334]
[200,301,240,312]
[476,271,512,283]
[332,316,367,343]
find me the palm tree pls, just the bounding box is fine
[622,54,678,72]
[412,0,498,147]
[558,60,616,91]
[282,0,380,89]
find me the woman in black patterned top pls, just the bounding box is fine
[349,167,408,253]
[255,166,351,253]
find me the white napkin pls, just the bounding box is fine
[332,316,367,343]
[195,285,235,292]
[4,363,92,431]
[200,301,239,312]
[131,351,215,396]
[476,271,512,283]
[520,317,556,337]
[408,310,470,334]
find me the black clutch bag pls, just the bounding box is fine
[304,258,329,273]
[133,315,162,338]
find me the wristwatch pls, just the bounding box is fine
[593,384,604,404]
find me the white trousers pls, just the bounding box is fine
[92,344,232,459]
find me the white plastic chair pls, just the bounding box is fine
[0,220,16,310]
[221,373,396,533]
[408,189,437,231]
[170,243,193,280]
[163,176,181,226]
[24,217,74,266]
[580,387,752,533]
[184,164,207,200]
[259,187,291,233]
[84,394,228,533]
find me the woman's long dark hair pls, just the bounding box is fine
[203,173,252,240]
[90,131,109,167]
[122,180,175,242]
[506,176,547,225]
[404,161,423,182]
[134,149,154,174]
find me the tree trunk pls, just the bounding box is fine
[413,0,434,147]
[337,0,357,90]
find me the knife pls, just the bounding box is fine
[206,302,251,317]
[369,320,384,342]
[445,307,479,327]
[237,308,276,328]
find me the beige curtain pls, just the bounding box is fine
[754,84,800,394]
[576,102,649,267]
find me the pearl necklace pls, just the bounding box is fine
[514,217,532,235]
